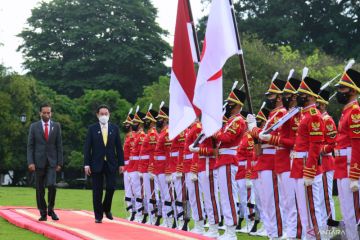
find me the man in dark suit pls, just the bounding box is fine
[84,104,124,223]
[27,103,63,221]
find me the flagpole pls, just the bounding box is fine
[228,0,253,114]
[186,0,201,62]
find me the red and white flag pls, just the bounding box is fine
[169,0,200,140]
[193,0,240,137]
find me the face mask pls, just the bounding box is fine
[296,95,307,107]
[265,98,276,110]
[122,125,131,133]
[99,115,109,125]
[144,121,151,130]
[336,91,350,105]
[282,96,291,110]
[156,120,164,129]
[225,104,235,116]
[132,124,139,131]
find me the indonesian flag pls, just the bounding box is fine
[193,0,240,137]
[169,0,200,140]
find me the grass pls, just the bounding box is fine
[0,186,342,240]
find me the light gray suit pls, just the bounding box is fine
[27,120,63,215]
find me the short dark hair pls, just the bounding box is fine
[97,104,110,113]
[39,103,51,112]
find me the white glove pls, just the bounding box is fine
[304,177,314,186]
[165,174,172,183]
[245,179,253,189]
[189,143,200,153]
[246,114,257,131]
[149,173,155,180]
[175,172,183,179]
[259,131,271,142]
[190,172,198,182]
[350,180,359,192]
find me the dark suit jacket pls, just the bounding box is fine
[83,122,124,173]
[27,120,63,168]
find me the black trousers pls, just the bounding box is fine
[92,162,116,220]
[35,166,57,216]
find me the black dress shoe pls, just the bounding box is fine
[95,219,102,223]
[48,211,59,221]
[38,215,47,221]
[104,212,113,220]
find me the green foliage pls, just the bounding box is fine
[135,75,170,111]
[18,0,171,101]
[66,151,84,170]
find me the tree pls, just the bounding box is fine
[18,0,171,101]
[200,0,360,60]
[135,75,170,111]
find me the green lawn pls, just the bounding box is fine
[0,186,341,240]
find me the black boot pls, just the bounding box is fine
[235,217,244,230]
[155,215,162,226]
[141,213,148,224]
[130,212,136,221]
[171,217,177,228]
[250,220,260,233]
[218,215,224,227]
[182,218,190,231]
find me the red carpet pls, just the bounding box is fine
[0,206,210,240]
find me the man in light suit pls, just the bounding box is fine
[84,104,124,223]
[27,103,63,221]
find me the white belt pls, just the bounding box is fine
[261,144,273,149]
[199,156,215,159]
[334,149,348,157]
[140,155,150,160]
[184,153,193,160]
[155,156,166,161]
[170,151,179,157]
[130,156,140,161]
[219,148,237,155]
[292,151,308,158]
[262,149,276,155]
[238,161,246,166]
[276,147,286,150]
[322,153,333,157]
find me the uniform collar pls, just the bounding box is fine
[301,103,316,114]
[343,100,358,111]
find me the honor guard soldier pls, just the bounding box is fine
[290,75,324,240]
[128,109,146,222]
[247,76,286,239]
[186,120,205,234]
[139,105,159,224]
[316,90,337,225]
[259,74,303,239]
[122,110,136,220]
[214,88,247,240]
[153,104,173,228]
[189,126,221,238]
[328,67,360,240]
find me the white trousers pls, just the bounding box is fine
[154,174,172,219]
[338,178,360,240]
[129,171,143,216]
[199,170,221,224]
[217,164,238,226]
[278,171,299,238]
[185,172,204,221]
[253,178,265,221]
[124,171,135,212]
[172,173,190,220]
[143,173,159,216]
[258,170,283,238]
[236,179,255,220]
[320,171,335,223]
[294,178,322,240]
